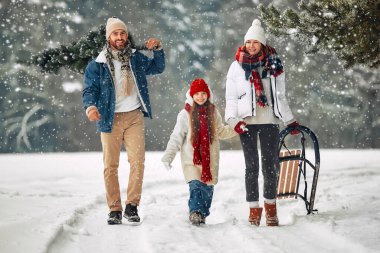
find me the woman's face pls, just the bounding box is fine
[193,91,208,106]
[245,40,262,56]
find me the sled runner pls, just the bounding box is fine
[277,125,320,214]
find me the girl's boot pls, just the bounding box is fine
[264,202,279,226]
[249,207,263,226]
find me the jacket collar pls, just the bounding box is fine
[95,48,136,63]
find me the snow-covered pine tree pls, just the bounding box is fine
[1,0,83,152]
[258,0,380,69]
[28,25,143,74]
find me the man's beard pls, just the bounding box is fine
[110,39,126,50]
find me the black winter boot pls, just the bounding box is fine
[107,211,122,225]
[124,203,140,223]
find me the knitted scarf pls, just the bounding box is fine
[235,45,284,107]
[186,104,212,183]
[105,40,134,97]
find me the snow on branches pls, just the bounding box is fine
[26,25,144,74]
[259,0,380,69]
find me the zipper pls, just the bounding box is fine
[272,77,282,118]
[129,59,149,115]
[251,82,255,116]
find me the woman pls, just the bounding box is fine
[225,19,299,226]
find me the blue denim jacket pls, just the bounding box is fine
[82,49,165,132]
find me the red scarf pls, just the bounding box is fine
[235,45,284,107]
[188,105,212,183]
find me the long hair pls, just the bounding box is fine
[189,100,216,145]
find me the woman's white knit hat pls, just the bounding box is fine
[244,19,266,45]
[106,17,128,39]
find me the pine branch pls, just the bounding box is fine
[259,0,380,69]
[23,25,147,74]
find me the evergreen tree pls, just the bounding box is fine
[28,25,106,74]
[27,25,144,74]
[259,0,380,69]
[0,0,81,152]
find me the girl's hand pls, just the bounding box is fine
[162,161,172,171]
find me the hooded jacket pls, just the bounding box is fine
[162,90,237,185]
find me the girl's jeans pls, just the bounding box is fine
[188,180,214,217]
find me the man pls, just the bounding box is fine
[82,17,165,225]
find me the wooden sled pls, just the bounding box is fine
[277,125,320,214]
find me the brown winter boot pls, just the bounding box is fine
[249,207,263,226]
[264,202,279,226]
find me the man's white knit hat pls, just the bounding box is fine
[244,19,266,45]
[106,17,128,39]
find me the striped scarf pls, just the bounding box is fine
[105,40,134,97]
[235,45,284,107]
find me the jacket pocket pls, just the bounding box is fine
[238,92,246,100]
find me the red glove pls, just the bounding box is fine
[287,121,300,135]
[234,121,248,134]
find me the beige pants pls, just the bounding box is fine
[100,109,145,212]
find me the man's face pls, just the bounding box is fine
[109,29,128,50]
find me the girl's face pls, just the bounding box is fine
[193,91,208,106]
[245,40,262,56]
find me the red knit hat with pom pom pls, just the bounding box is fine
[189,79,210,98]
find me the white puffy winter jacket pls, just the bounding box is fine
[225,61,294,126]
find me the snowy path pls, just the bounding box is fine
[1,150,380,253]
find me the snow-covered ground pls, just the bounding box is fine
[1,150,379,253]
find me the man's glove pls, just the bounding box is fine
[87,108,101,121]
[234,121,248,134]
[287,121,300,135]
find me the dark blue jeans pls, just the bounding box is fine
[188,180,214,217]
[239,124,280,202]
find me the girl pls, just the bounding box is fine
[162,79,237,225]
[224,19,299,226]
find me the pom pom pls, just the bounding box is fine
[252,19,261,26]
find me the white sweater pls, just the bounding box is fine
[225,61,294,127]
